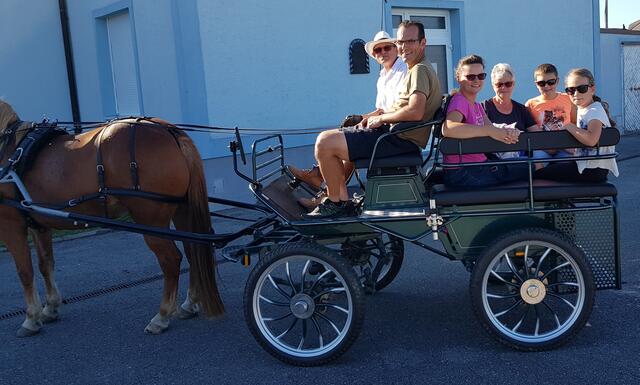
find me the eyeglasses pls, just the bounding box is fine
[463,73,487,81]
[373,45,394,54]
[565,84,591,95]
[536,78,558,87]
[495,81,514,88]
[395,39,419,46]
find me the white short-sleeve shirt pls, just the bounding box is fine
[576,101,619,177]
[375,58,408,112]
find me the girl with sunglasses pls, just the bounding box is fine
[535,68,619,182]
[442,55,530,187]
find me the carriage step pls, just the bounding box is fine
[220,245,251,266]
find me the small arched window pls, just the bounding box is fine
[349,39,369,74]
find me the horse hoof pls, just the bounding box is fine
[176,307,198,320]
[144,323,168,335]
[16,327,40,338]
[41,313,59,324]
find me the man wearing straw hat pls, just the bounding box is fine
[289,30,407,210]
[305,21,441,219]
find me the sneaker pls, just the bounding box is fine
[297,191,327,212]
[302,198,352,219]
[287,165,324,191]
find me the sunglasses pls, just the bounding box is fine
[536,78,558,87]
[373,45,394,54]
[464,73,487,81]
[395,39,420,46]
[495,81,514,88]
[565,84,591,95]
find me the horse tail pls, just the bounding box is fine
[174,130,225,317]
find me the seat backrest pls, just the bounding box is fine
[438,127,620,156]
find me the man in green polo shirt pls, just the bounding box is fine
[305,20,442,219]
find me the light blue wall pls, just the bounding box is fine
[196,0,382,155]
[0,0,72,121]
[600,31,640,127]
[463,0,596,105]
[68,0,182,121]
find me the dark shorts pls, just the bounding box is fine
[341,125,419,161]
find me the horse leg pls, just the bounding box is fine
[172,206,203,320]
[30,228,62,324]
[2,224,43,337]
[141,233,183,334]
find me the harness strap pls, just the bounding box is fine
[130,120,140,190]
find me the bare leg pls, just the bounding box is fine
[31,228,62,324]
[315,129,350,201]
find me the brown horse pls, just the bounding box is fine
[0,100,224,337]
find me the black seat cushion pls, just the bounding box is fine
[353,150,423,169]
[431,179,617,206]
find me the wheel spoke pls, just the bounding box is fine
[276,317,298,339]
[540,261,571,281]
[490,270,520,288]
[534,247,552,277]
[511,304,531,332]
[285,262,297,295]
[494,299,524,318]
[312,287,346,300]
[268,274,292,299]
[486,292,520,299]
[297,319,307,350]
[264,312,294,322]
[315,311,342,335]
[316,302,349,314]
[542,299,562,328]
[308,269,333,293]
[523,245,530,279]
[311,315,325,348]
[259,295,289,306]
[546,292,577,310]
[504,253,524,283]
[534,305,541,336]
[300,260,310,292]
[546,282,580,289]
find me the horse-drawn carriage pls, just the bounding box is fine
[0,99,620,366]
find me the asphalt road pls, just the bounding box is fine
[1,138,640,385]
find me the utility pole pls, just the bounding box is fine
[605,0,609,28]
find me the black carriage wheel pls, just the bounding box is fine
[341,234,404,293]
[469,228,595,351]
[244,242,365,366]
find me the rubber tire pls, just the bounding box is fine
[469,227,595,351]
[244,242,365,366]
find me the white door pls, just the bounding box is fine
[623,43,640,133]
[392,8,453,93]
[106,12,140,116]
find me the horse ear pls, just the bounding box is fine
[0,100,19,131]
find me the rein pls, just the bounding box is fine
[55,119,334,136]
